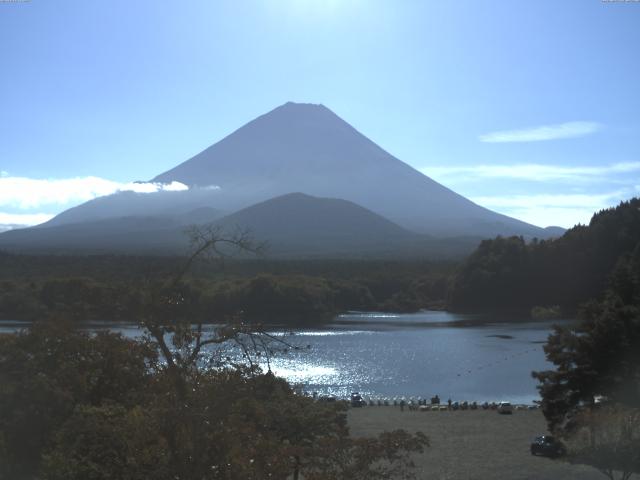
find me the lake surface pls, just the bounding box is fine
[0,311,567,404]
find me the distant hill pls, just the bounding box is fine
[0,216,187,255]
[218,192,413,251]
[543,226,566,238]
[41,189,224,228]
[0,225,23,234]
[216,193,479,257]
[0,206,222,254]
[0,193,481,258]
[39,102,552,241]
[448,198,640,313]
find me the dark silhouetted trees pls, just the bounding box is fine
[532,243,640,479]
[449,198,640,314]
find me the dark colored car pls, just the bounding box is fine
[317,395,337,402]
[350,392,366,407]
[530,435,566,457]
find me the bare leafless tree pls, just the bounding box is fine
[138,225,293,397]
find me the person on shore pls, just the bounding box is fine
[400,399,405,412]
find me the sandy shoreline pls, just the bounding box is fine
[347,406,603,480]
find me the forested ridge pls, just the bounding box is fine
[0,255,453,323]
[3,198,638,322]
[449,198,640,314]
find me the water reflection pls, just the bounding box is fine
[0,311,568,404]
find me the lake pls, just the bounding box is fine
[0,311,567,405]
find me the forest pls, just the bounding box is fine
[0,254,453,324]
[1,199,639,324]
[531,226,640,479]
[448,198,640,316]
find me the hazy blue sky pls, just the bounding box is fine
[1,0,639,228]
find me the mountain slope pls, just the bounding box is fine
[0,216,187,254]
[42,102,550,239]
[217,192,417,254]
[215,193,481,257]
[152,102,545,237]
[0,193,481,258]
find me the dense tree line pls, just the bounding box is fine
[0,258,453,323]
[449,198,640,314]
[533,245,640,431]
[532,235,640,479]
[0,252,455,284]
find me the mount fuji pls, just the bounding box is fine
[0,102,556,256]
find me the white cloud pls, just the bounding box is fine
[479,121,602,143]
[163,181,192,191]
[470,191,630,228]
[422,161,640,183]
[0,176,188,210]
[0,171,8,178]
[0,212,55,231]
[420,161,639,228]
[470,192,622,209]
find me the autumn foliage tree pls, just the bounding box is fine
[0,226,428,480]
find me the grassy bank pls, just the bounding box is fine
[347,407,603,479]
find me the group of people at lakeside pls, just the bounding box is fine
[309,391,539,412]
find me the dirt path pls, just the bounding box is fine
[347,407,605,480]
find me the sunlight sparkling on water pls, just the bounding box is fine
[267,330,374,337]
[0,312,567,403]
[269,363,338,383]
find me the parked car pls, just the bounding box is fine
[497,401,513,414]
[318,395,337,403]
[350,392,366,407]
[530,435,566,457]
